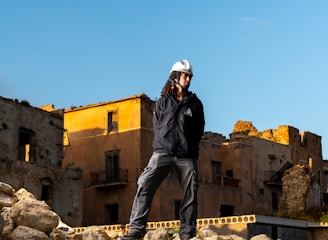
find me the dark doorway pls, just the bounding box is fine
[220,204,234,217]
[174,200,182,220]
[105,203,119,224]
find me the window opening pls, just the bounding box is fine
[211,161,222,183]
[226,170,233,178]
[18,128,34,162]
[105,150,120,182]
[272,190,279,211]
[41,178,53,207]
[108,111,118,133]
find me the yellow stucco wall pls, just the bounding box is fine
[64,96,142,145]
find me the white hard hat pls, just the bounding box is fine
[170,60,193,74]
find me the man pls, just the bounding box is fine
[121,60,205,240]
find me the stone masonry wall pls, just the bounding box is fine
[0,97,64,167]
[0,97,83,227]
[279,165,311,213]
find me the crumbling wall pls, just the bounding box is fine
[232,121,259,136]
[0,97,83,227]
[231,121,301,145]
[278,165,311,213]
[202,131,226,144]
[0,161,83,227]
[0,97,64,167]
[231,121,323,174]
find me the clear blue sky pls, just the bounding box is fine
[1,1,328,158]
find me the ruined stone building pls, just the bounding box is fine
[0,97,83,227]
[225,121,325,216]
[62,93,328,227]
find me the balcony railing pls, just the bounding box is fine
[90,169,128,187]
[213,175,239,188]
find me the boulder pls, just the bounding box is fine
[11,225,50,240]
[0,182,15,196]
[0,207,15,238]
[49,228,66,240]
[144,228,169,240]
[250,234,272,240]
[81,226,112,240]
[10,199,59,234]
[15,188,37,201]
[0,182,16,208]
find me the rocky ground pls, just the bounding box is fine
[0,181,271,240]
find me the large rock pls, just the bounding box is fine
[0,206,15,238]
[197,224,246,240]
[15,188,37,201]
[144,228,168,240]
[0,182,16,208]
[11,225,50,240]
[10,199,59,234]
[250,234,272,240]
[49,228,66,240]
[0,183,76,239]
[81,226,111,240]
[0,182,15,196]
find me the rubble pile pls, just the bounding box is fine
[0,181,271,240]
[0,182,71,240]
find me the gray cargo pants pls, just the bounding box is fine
[128,152,199,238]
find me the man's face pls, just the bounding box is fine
[178,72,193,89]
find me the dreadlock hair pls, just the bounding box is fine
[160,71,181,97]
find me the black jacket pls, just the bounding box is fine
[152,92,205,158]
